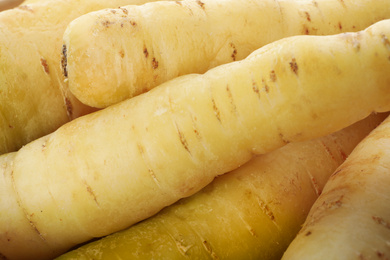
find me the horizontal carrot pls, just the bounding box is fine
[1,19,390,260]
[0,0,162,155]
[55,113,387,260]
[62,0,390,108]
[282,114,390,260]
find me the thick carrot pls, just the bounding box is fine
[62,0,390,108]
[55,113,387,260]
[282,114,390,260]
[1,19,390,260]
[0,0,162,155]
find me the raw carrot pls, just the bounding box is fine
[282,114,390,260]
[0,0,162,155]
[1,19,390,260]
[55,113,387,260]
[62,0,390,108]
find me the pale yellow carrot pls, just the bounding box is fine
[1,19,390,260]
[282,114,390,260]
[56,113,387,260]
[62,0,390,108]
[0,0,163,155]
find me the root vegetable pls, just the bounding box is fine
[0,0,161,155]
[55,113,387,260]
[62,0,390,108]
[1,19,390,260]
[282,115,390,260]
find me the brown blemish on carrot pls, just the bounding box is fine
[211,98,221,122]
[8,125,13,129]
[303,25,310,35]
[258,198,276,221]
[304,11,311,22]
[175,1,182,5]
[324,195,344,209]
[143,45,149,58]
[176,125,191,155]
[110,9,117,14]
[81,179,99,206]
[64,97,73,117]
[305,231,312,236]
[279,132,290,144]
[40,58,49,74]
[202,240,218,259]
[119,50,125,58]
[262,78,270,93]
[252,79,261,99]
[230,43,237,61]
[226,85,237,113]
[270,70,277,82]
[372,215,390,229]
[381,34,390,50]
[320,141,336,161]
[377,251,386,258]
[61,44,68,77]
[152,58,159,69]
[289,58,298,74]
[310,175,322,196]
[102,20,114,28]
[130,20,137,26]
[196,0,205,10]
[338,22,343,30]
[119,7,128,15]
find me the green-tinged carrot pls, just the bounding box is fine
[62,0,390,108]
[1,19,390,260]
[55,113,387,260]
[282,114,390,260]
[0,0,162,155]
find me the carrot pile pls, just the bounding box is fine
[1,1,390,259]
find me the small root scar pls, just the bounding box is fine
[152,58,158,69]
[175,123,192,156]
[83,181,99,207]
[289,58,298,75]
[61,44,68,78]
[372,215,390,230]
[40,58,49,74]
[230,42,237,61]
[196,0,205,10]
[381,34,390,51]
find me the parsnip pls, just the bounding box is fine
[282,115,390,260]
[1,19,390,260]
[62,0,390,108]
[55,113,387,260]
[0,0,162,155]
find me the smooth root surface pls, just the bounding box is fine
[62,0,390,108]
[56,114,387,260]
[0,0,161,155]
[1,20,390,260]
[282,115,390,260]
